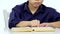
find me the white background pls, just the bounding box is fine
[0,0,60,34]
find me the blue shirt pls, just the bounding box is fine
[9,1,60,29]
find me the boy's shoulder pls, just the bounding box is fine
[41,4,57,13]
[12,2,26,10]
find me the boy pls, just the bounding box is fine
[9,0,60,29]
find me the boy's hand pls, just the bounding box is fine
[40,23,51,27]
[16,20,40,27]
[16,21,31,27]
[40,22,60,28]
[30,20,40,27]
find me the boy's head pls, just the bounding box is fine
[28,0,43,8]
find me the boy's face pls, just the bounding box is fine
[28,0,43,8]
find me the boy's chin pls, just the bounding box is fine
[33,5,40,8]
[34,5,39,8]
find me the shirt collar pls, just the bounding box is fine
[24,1,46,13]
[24,1,29,11]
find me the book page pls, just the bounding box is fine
[11,27,55,32]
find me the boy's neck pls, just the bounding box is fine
[28,3,39,14]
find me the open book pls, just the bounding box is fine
[11,27,55,32]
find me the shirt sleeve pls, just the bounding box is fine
[52,9,60,22]
[9,7,23,29]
